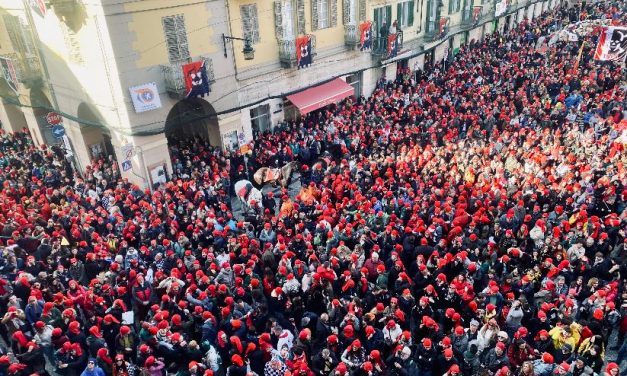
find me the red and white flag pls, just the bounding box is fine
[594,26,627,62]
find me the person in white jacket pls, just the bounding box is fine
[382,320,402,347]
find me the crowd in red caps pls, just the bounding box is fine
[1,1,627,376]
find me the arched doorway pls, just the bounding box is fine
[30,89,56,144]
[77,102,115,161]
[0,76,28,133]
[164,98,221,147]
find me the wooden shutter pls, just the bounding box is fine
[408,1,414,25]
[297,0,306,35]
[241,4,260,43]
[358,0,366,21]
[386,5,392,26]
[312,0,319,31]
[162,14,189,63]
[330,0,338,27]
[274,1,284,39]
[397,3,403,26]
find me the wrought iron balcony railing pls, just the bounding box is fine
[344,24,359,47]
[278,35,316,68]
[370,31,403,61]
[160,56,215,99]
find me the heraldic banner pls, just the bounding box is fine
[296,35,312,69]
[359,21,373,51]
[387,34,398,58]
[183,60,210,98]
[593,26,627,62]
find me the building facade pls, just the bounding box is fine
[0,0,559,187]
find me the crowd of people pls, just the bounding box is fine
[0,1,626,376]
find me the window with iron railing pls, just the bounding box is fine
[397,1,415,28]
[425,0,440,34]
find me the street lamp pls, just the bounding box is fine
[223,34,255,60]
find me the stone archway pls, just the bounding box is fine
[164,98,221,147]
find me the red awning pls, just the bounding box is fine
[287,78,354,115]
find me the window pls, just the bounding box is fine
[250,104,271,135]
[241,4,260,44]
[462,0,472,20]
[448,0,461,14]
[162,14,190,63]
[312,0,337,30]
[282,0,295,38]
[425,0,439,33]
[343,0,357,25]
[416,0,424,32]
[319,0,330,29]
[274,0,306,40]
[397,1,415,28]
[374,6,392,37]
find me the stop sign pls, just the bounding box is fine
[46,112,62,125]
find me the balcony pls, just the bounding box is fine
[370,31,404,62]
[278,35,316,68]
[344,24,359,48]
[20,55,44,88]
[425,22,448,42]
[0,53,43,90]
[160,56,215,99]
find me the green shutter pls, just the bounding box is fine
[397,3,402,26]
[408,1,414,25]
[386,5,392,27]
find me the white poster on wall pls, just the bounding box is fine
[150,165,167,187]
[129,82,162,113]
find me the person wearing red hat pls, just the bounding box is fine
[143,355,165,376]
[115,325,136,362]
[482,342,510,373]
[340,339,366,371]
[85,325,107,358]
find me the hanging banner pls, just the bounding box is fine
[129,82,162,113]
[0,57,18,94]
[296,35,312,69]
[387,34,398,58]
[439,17,450,36]
[593,26,627,62]
[473,6,482,24]
[359,21,373,50]
[182,60,210,98]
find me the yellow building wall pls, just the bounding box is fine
[125,0,218,69]
[231,0,431,70]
